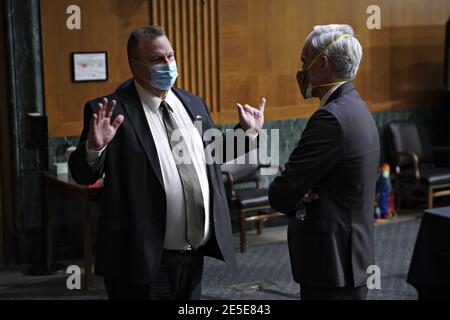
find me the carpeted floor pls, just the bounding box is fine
[0,215,422,300]
[202,215,421,300]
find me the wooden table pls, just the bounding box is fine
[44,172,102,289]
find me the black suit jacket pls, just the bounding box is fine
[269,82,380,287]
[69,80,252,284]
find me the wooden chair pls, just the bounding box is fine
[221,163,285,252]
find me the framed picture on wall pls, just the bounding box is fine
[71,52,108,82]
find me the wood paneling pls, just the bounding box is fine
[217,0,450,123]
[41,0,450,136]
[150,0,219,116]
[40,0,149,137]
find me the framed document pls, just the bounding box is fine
[71,52,108,82]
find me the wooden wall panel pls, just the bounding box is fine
[217,0,450,123]
[40,0,149,137]
[41,0,450,136]
[150,0,219,116]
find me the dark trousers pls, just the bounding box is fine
[300,285,368,300]
[104,250,204,300]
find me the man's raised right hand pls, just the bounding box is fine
[87,97,124,151]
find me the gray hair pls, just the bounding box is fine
[308,24,362,80]
[127,26,166,60]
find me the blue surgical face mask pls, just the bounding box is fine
[149,61,178,90]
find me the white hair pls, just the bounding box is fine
[308,24,362,80]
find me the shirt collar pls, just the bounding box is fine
[134,80,172,113]
[319,82,346,108]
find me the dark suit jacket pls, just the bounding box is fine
[269,82,380,287]
[69,79,251,284]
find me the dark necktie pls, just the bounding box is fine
[159,100,205,249]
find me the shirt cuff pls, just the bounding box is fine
[85,143,107,164]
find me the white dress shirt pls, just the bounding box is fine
[87,81,211,251]
[319,82,347,109]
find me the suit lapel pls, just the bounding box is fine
[117,80,164,188]
[116,82,217,216]
[172,88,196,121]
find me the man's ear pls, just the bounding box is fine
[320,55,329,71]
